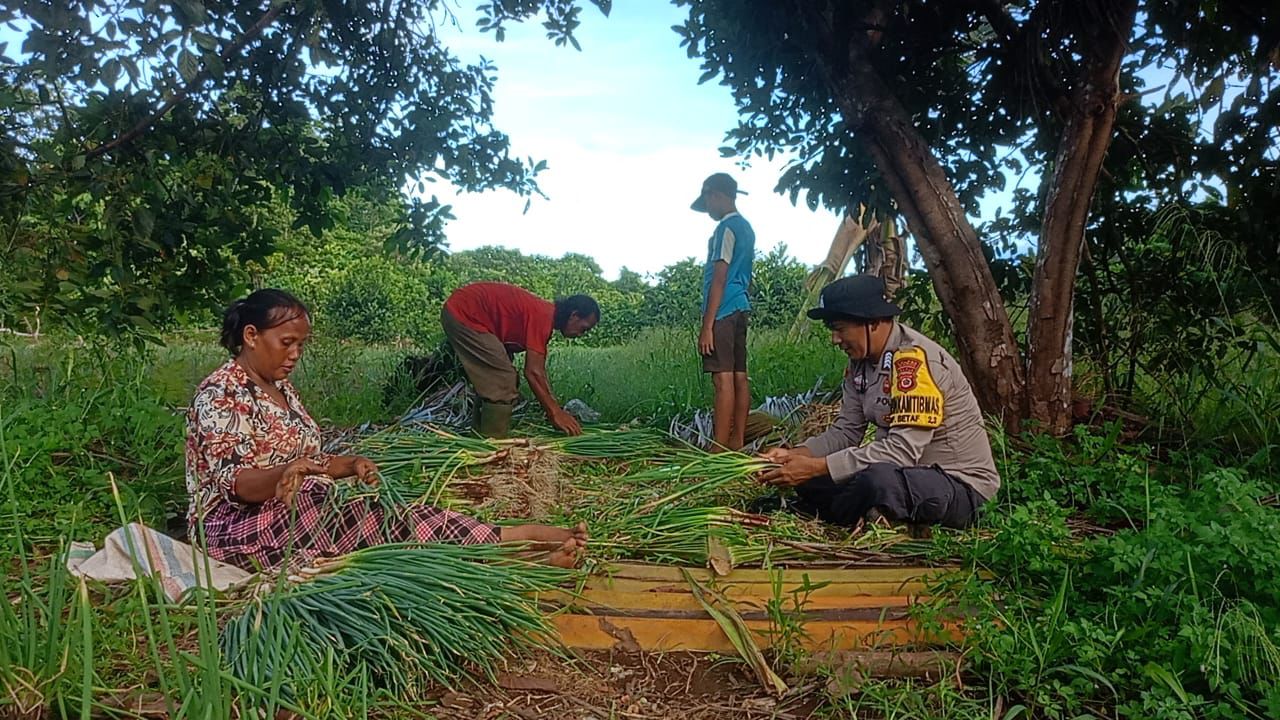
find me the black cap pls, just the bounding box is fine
[807,275,902,321]
[690,172,748,212]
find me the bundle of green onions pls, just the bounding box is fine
[222,543,575,697]
[356,425,500,480]
[622,450,777,512]
[541,426,679,460]
[347,425,507,509]
[588,504,777,565]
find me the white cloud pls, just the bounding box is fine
[422,3,844,280]
[428,142,841,279]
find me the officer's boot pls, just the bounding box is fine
[476,400,514,439]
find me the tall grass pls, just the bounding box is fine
[144,335,415,426]
[1138,343,1280,469]
[548,327,845,423]
[0,391,90,718]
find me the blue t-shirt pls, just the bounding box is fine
[702,213,755,320]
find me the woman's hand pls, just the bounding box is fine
[325,455,380,484]
[352,456,379,486]
[276,458,327,507]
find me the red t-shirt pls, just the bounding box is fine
[443,282,555,355]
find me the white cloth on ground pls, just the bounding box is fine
[66,523,252,602]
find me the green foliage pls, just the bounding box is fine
[748,246,808,328]
[247,226,809,349]
[640,258,703,328]
[319,257,442,345]
[0,344,186,542]
[1077,205,1280,417]
[819,678,995,720]
[0,0,610,339]
[961,427,1280,719]
[0,545,91,718]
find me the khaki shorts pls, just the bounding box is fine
[702,310,748,374]
[441,308,520,403]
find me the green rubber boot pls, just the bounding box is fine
[477,400,514,439]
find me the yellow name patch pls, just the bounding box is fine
[888,347,944,429]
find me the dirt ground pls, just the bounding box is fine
[431,649,827,720]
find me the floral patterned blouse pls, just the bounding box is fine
[184,359,331,525]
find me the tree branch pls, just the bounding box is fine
[972,0,1071,121]
[85,2,290,160]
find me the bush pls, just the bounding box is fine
[964,429,1280,720]
[317,256,450,345]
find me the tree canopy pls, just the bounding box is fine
[674,0,1278,432]
[0,0,609,337]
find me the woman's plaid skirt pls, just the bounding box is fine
[196,477,500,571]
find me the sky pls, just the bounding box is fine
[427,2,842,280]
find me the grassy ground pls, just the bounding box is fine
[2,330,1279,718]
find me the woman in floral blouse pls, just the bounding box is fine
[186,289,587,571]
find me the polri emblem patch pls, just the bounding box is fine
[895,356,922,392]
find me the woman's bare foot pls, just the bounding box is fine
[499,522,588,567]
[546,537,582,568]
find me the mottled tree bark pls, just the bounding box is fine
[1027,0,1137,434]
[785,0,1026,429]
[830,67,1025,429]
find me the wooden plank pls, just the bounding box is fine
[551,605,918,622]
[544,589,923,613]
[551,614,962,653]
[597,562,958,585]
[579,575,932,598]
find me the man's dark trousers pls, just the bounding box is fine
[793,462,982,529]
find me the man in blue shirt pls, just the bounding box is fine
[691,172,756,450]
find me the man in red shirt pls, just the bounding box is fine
[442,282,599,437]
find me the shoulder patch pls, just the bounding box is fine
[888,346,944,429]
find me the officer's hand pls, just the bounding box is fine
[758,455,828,487]
[760,447,793,464]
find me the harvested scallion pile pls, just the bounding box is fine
[589,504,773,565]
[542,426,679,460]
[357,425,498,474]
[222,543,575,695]
[623,450,776,512]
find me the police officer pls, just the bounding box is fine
[758,275,1000,529]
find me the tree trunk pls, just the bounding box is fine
[782,0,1025,427]
[1026,0,1137,435]
[829,69,1025,429]
[789,209,878,340]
